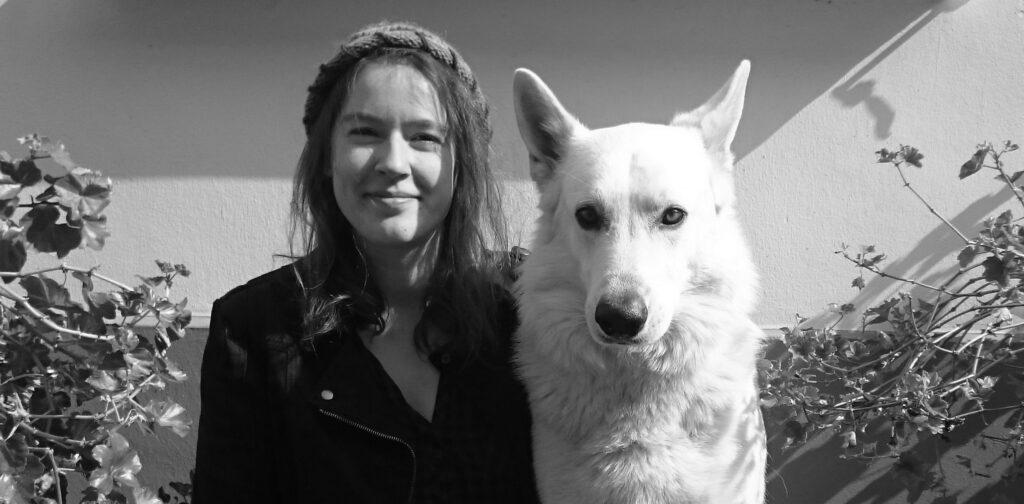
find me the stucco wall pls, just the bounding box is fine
[1,0,1023,501]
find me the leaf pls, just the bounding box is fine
[85,370,120,392]
[996,307,1013,324]
[782,420,806,449]
[840,430,857,449]
[169,479,192,500]
[0,435,29,474]
[957,245,977,268]
[124,349,154,381]
[0,474,31,504]
[0,228,27,281]
[902,146,924,168]
[0,196,18,219]
[157,357,187,383]
[20,274,75,309]
[52,167,111,222]
[876,148,896,163]
[959,149,987,179]
[982,255,1009,286]
[87,292,118,320]
[3,159,42,187]
[20,205,82,257]
[144,399,192,437]
[0,183,22,200]
[89,433,141,494]
[132,486,163,504]
[81,214,110,251]
[976,376,998,392]
[73,269,95,290]
[851,277,865,290]
[113,327,140,352]
[18,135,75,171]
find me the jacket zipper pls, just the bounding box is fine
[318,408,417,504]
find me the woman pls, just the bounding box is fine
[193,21,538,503]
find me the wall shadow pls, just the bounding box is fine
[804,183,1014,330]
[830,0,972,140]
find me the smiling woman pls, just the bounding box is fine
[192,21,538,504]
[330,62,455,252]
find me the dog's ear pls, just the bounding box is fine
[513,68,582,185]
[671,60,750,169]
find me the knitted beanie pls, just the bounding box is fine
[302,21,486,137]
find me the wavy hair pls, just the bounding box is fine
[289,47,510,361]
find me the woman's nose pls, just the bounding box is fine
[374,134,411,177]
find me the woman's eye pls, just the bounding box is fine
[661,207,687,226]
[575,205,603,231]
[348,127,378,138]
[411,133,443,144]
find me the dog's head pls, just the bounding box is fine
[513,62,755,351]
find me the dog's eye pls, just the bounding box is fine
[661,207,687,226]
[575,205,603,231]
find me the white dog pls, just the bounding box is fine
[512,61,766,504]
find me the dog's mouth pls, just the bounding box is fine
[594,331,645,346]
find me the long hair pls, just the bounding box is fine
[289,48,510,360]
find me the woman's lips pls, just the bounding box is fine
[365,192,418,207]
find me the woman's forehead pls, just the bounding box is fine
[349,63,438,103]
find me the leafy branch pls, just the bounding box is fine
[0,136,193,504]
[760,141,1024,481]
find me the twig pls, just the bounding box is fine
[952,403,1024,421]
[990,148,1024,210]
[841,253,991,298]
[0,373,43,387]
[45,448,64,504]
[17,423,90,449]
[0,264,133,291]
[0,283,112,341]
[893,161,972,244]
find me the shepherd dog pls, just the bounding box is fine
[511,61,766,504]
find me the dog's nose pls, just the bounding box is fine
[595,294,647,342]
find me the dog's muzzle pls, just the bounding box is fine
[595,293,648,344]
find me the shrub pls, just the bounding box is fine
[760,141,1024,488]
[0,136,192,504]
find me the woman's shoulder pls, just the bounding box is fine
[213,262,304,332]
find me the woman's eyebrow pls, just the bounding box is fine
[337,112,382,125]
[339,113,446,131]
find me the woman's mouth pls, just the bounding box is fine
[366,192,418,206]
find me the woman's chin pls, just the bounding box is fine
[359,224,432,249]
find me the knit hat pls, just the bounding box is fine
[302,21,485,137]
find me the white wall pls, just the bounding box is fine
[0,0,1021,332]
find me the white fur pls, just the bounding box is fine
[512,62,766,504]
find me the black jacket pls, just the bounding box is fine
[193,264,539,503]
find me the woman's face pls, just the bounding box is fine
[329,62,455,250]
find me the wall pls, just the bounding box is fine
[1,0,1023,501]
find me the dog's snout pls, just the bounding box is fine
[595,294,648,342]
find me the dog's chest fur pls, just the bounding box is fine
[515,290,764,503]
